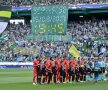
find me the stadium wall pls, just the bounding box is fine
[0,62,33,69]
[0,62,108,69]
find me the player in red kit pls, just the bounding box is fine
[45,56,49,83]
[49,57,54,84]
[46,57,52,84]
[71,57,77,69]
[55,56,61,83]
[33,57,39,85]
[69,57,77,82]
[63,56,69,83]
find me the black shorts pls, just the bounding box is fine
[37,67,42,76]
[69,71,74,76]
[48,72,52,76]
[75,73,79,77]
[38,71,42,76]
[79,71,85,76]
[52,70,57,75]
[53,72,57,75]
[60,71,66,76]
[86,68,92,75]
[79,67,85,75]
[100,67,105,74]
[42,71,46,76]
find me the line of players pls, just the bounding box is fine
[32,56,106,85]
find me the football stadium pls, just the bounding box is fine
[0,0,108,90]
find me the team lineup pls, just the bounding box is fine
[33,56,106,85]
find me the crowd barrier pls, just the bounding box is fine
[0,62,33,69]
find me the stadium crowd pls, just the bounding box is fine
[0,19,108,62]
[0,0,108,6]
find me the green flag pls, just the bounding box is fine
[82,42,88,54]
[11,43,17,49]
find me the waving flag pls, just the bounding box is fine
[0,5,12,34]
[69,45,80,58]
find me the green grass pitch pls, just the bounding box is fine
[0,69,108,90]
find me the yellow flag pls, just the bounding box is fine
[69,45,80,58]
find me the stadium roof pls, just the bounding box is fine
[12,4,108,11]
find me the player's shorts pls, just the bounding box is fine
[69,71,74,76]
[80,72,84,76]
[79,69,84,76]
[52,71,57,75]
[100,67,105,74]
[33,72,38,77]
[38,71,42,76]
[52,67,57,75]
[42,71,46,76]
[60,71,66,76]
[86,68,91,75]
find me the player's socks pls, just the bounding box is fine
[66,74,69,82]
[58,76,60,83]
[45,76,48,84]
[33,83,36,85]
[54,76,56,83]
[63,81,66,83]
[72,75,75,82]
[69,82,72,83]
[33,77,35,83]
[42,78,45,84]
[57,75,60,83]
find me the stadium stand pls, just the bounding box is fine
[0,0,108,62]
[0,18,108,62]
[0,0,108,6]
